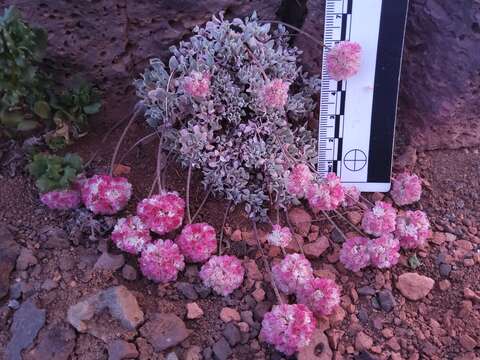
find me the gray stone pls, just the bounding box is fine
[253,301,272,322]
[377,290,396,312]
[0,224,20,299]
[223,322,241,346]
[40,227,69,249]
[94,252,125,271]
[212,337,232,360]
[107,339,139,360]
[16,248,37,271]
[139,313,190,352]
[24,323,76,360]
[41,279,58,291]
[439,263,452,277]
[121,264,138,281]
[5,299,46,360]
[176,282,198,300]
[67,285,144,333]
[357,286,376,296]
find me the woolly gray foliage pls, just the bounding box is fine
[135,12,320,220]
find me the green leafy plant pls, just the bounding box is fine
[0,6,47,133]
[44,81,102,149]
[27,152,83,192]
[0,6,101,145]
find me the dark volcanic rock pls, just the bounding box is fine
[212,337,232,360]
[0,224,19,299]
[139,313,190,352]
[107,339,139,360]
[24,323,76,360]
[377,290,396,312]
[67,285,144,334]
[5,299,46,360]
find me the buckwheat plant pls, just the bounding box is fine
[135,12,320,220]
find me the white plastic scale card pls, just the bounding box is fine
[318,0,409,192]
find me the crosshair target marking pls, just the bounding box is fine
[343,149,367,171]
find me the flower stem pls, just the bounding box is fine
[191,186,212,223]
[218,200,232,256]
[109,108,141,176]
[252,221,283,305]
[321,210,348,241]
[333,209,367,237]
[186,163,193,224]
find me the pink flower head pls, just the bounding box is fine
[391,172,422,206]
[176,223,217,263]
[368,233,400,269]
[266,225,292,248]
[111,216,152,254]
[260,79,290,109]
[199,255,245,296]
[395,210,431,249]
[325,172,345,208]
[361,201,397,236]
[326,41,362,81]
[342,186,360,207]
[260,304,316,356]
[286,164,314,198]
[81,175,132,215]
[339,236,371,272]
[40,189,81,210]
[306,182,332,212]
[139,240,185,283]
[137,192,185,235]
[272,254,314,295]
[296,277,341,317]
[183,71,211,98]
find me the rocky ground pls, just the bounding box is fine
[0,114,480,360]
[0,1,479,358]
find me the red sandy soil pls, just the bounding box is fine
[0,90,479,360]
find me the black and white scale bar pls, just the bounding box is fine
[317,0,409,192]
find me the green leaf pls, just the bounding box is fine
[408,254,422,269]
[17,119,40,131]
[0,110,23,127]
[33,100,51,119]
[83,101,101,115]
[63,153,83,170]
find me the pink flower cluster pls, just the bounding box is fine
[40,189,81,210]
[391,172,422,206]
[139,240,185,283]
[395,210,430,249]
[297,277,341,317]
[183,71,211,98]
[342,186,361,207]
[176,223,217,263]
[111,216,152,254]
[199,255,245,296]
[340,233,402,271]
[81,175,132,215]
[326,41,362,81]
[266,225,292,248]
[137,192,185,235]
[260,79,290,109]
[339,236,371,272]
[361,201,397,237]
[306,173,345,211]
[260,304,316,355]
[286,164,313,199]
[368,234,400,269]
[272,254,313,295]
